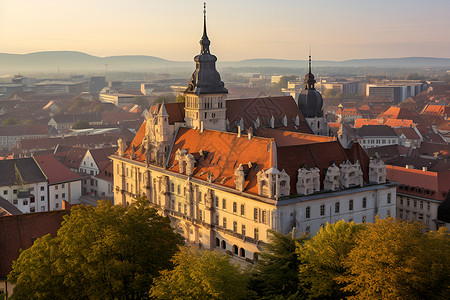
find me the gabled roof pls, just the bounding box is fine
[0,196,22,216]
[394,127,421,140]
[35,154,81,184]
[225,96,312,133]
[149,103,185,124]
[415,125,445,144]
[63,147,88,169]
[89,147,117,170]
[0,158,47,186]
[384,119,414,128]
[377,106,423,123]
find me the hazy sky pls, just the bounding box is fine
[0,0,449,61]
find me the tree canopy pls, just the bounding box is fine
[297,221,365,299]
[150,247,249,300]
[249,230,309,299]
[8,198,183,300]
[339,217,450,300]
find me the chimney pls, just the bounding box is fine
[422,167,427,172]
[248,127,253,140]
[406,165,414,169]
[237,125,241,138]
[200,121,204,133]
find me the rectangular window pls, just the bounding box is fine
[363,197,367,208]
[62,193,66,199]
[306,206,310,218]
[215,215,219,225]
[427,203,430,211]
[55,185,58,190]
[62,184,65,188]
[262,211,267,224]
[414,200,417,208]
[13,199,18,204]
[241,204,245,216]
[254,228,259,240]
[215,197,219,208]
[387,193,391,204]
[3,190,7,195]
[320,205,325,216]
[41,196,45,201]
[55,194,59,199]
[242,225,246,236]
[55,203,59,208]
[222,199,226,210]
[254,208,258,221]
[233,202,237,213]
[420,201,423,210]
[40,186,44,191]
[13,189,18,194]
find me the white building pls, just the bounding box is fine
[0,158,48,213]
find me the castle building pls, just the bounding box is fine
[111,5,396,261]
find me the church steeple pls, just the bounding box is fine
[184,3,228,132]
[200,2,210,54]
[305,55,316,90]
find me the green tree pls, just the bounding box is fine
[278,75,297,89]
[8,198,183,300]
[175,94,185,103]
[150,247,249,300]
[71,120,90,129]
[1,118,17,125]
[133,96,148,107]
[249,230,309,299]
[154,95,176,104]
[297,221,365,299]
[339,217,450,300]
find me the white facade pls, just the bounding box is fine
[0,182,48,213]
[359,136,399,149]
[48,180,82,210]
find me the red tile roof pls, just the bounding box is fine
[354,118,381,128]
[394,127,421,140]
[386,165,450,201]
[384,119,414,128]
[377,106,423,123]
[89,147,117,171]
[35,154,81,184]
[420,104,450,117]
[63,147,88,169]
[149,103,185,125]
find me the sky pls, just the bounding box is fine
[0,0,449,61]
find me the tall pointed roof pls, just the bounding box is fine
[158,102,168,117]
[184,3,228,95]
[298,55,323,118]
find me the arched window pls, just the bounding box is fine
[349,200,354,211]
[233,221,237,232]
[240,248,246,257]
[221,240,226,249]
[306,206,311,218]
[335,202,340,213]
[215,238,220,247]
[222,199,227,210]
[233,245,238,255]
[362,197,367,208]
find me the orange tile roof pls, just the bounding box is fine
[420,104,450,117]
[384,118,414,128]
[354,118,381,128]
[167,128,275,195]
[255,127,335,147]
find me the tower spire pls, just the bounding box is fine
[308,55,312,75]
[200,2,210,54]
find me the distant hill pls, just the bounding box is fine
[1,51,449,73]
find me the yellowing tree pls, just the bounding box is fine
[8,198,183,300]
[297,220,365,299]
[339,217,450,300]
[150,247,249,300]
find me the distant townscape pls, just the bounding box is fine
[1,4,450,300]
